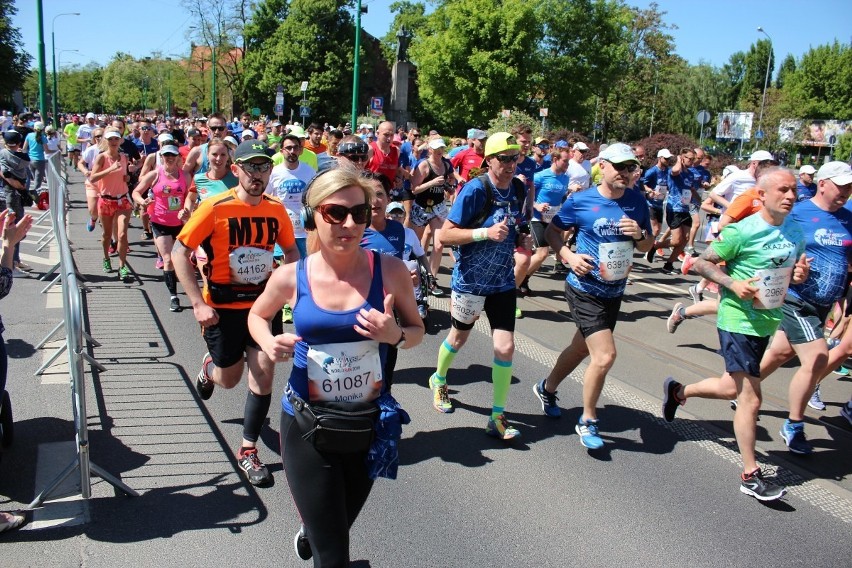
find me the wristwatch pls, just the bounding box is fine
[393,328,407,349]
[633,229,647,242]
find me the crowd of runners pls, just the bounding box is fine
[2,108,851,560]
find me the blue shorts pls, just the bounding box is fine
[717,330,770,378]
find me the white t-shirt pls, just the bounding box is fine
[266,161,316,239]
[711,169,756,206]
[82,144,100,169]
[567,159,591,190]
[76,123,95,152]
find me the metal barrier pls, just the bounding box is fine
[28,153,137,508]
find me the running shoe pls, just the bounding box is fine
[780,419,813,454]
[807,385,825,411]
[14,262,32,272]
[282,304,293,323]
[834,366,851,377]
[143,230,154,240]
[841,401,852,427]
[533,379,561,418]
[575,418,604,449]
[661,263,677,275]
[680,254,696,275]
[486,414,521,440]
[684,246,696,257]
[237,447,271,486]
[645,247,656,263]
[677,252,686,262]
[740,468,787,501]
[417,304,428,320]
[118,265,130,281]
[826,338,840,350]
[294,525,313,561]
[688,284,703,304]
[667,303,686,334]
[102,258,112,273]
[196,352,215,400]
[662,377,684,422]
[429,374,453,413]
[515,307,523,319]
[554,262,568,274]
[518,277,531,296]
[86,217,96,232]
[155,256,164,270]
[169,296,181,312]
[108,240,117,256]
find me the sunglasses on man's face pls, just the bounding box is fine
[342,153,369,162]
[315,203,371,225]
[608,161,639,173]
[209,125,226,132]
[238,161,273,174]
[493,153,519,164]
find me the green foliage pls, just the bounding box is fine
[739,39,773,108]
[0,0,32,108]
[781,41,852,119]
[835,132,852,163]
[485,110,544,138]
[380,1,428,65]
[775,54,795,90]
[410,0,541,133]
[243,0,358,123]
[101,54,147,113]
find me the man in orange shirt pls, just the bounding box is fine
[303,122,327,157]
[173,140,299,486]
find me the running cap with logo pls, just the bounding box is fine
[534,137,549,145]
[599,143,639,164]
[234,140,273,162]
[749,150,775,162]
[484,132,520,157]
[657,148,673,158]
[428,138,447,150]
[554,140,569,148]
[467,128,487,140]
[240,130,255,139]
[815,161,852,185]
[799,165,816,175]
[338,140,370,155]
[573,141,589,152]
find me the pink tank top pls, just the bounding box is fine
[97,153,128,198]
[149,165,188,226]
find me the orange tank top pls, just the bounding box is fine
[97,153,128,198]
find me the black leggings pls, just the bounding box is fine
[280,411,374,568]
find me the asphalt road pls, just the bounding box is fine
[1,167,850,567]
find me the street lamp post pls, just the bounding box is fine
[351,0,367,128]
[52,12,80,125]
[756,26,773,146]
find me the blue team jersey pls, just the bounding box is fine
[796,181,817,202]
[533,168,569,221]
[666,168,694,213]
[787,200,852,306]
[533,155,552,174]
[642,165,668,209]
[448,176,526,296]
[361,220,406,259]
[551,187,652,298]
[690,166,711,204]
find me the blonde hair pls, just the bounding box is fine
[305,163,376,209]
[98,126,122,153]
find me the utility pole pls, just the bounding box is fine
[36,1,49,121]
[351,0,366,128]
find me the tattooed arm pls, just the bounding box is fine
[693,245,759,301]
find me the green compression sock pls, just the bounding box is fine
[491,358,512,418]
[433,340,458,385]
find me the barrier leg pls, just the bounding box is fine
[35,344,67,376]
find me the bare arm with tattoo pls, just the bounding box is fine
[693,245,759,300]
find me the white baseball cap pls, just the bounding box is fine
[657,149,673,159]
[573,141,589,152]
[749,150,775,162]
[799,165,816,175]
[815,161,852,186]
[428,138,447,150]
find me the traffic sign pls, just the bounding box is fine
[300,81,309,92]
[274,103,284,115]
[275,93,284,105]
[371,97,384,111]
[696,110,711,125]
[277,84,284,93]
[300,105,310,117]
[251,107,261,117]
[191,101,198,118]
[539,108,548,117]
[755,130,764,140]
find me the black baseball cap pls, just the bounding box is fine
[233,140,273,162]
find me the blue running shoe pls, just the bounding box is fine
[575,418,604,450]
[533,379,561,418]
[780,419,813,455]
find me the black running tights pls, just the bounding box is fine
[280,411,374,568]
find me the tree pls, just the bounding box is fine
[0,0,32,109]
[721,51,747,109]
[242,0,359,123]
[775,54,795,90]
[654,62,730,139]
[101,53,147,113]
[781,41,852,119]
[739,38,774,109]
[409,0,541,132]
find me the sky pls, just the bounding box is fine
[13,0,852,73]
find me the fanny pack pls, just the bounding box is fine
[289,390,379,454]
[207,281,266,304]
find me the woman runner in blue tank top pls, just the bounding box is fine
[248,166,423,566]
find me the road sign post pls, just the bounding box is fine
[370,97,383,117]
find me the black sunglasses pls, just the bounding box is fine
[343,153,369,162]
[237,161,273,174]
[315,203,371,225]
[493,153,519,164]
[209,125,226,131]
[608,161,639,173]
